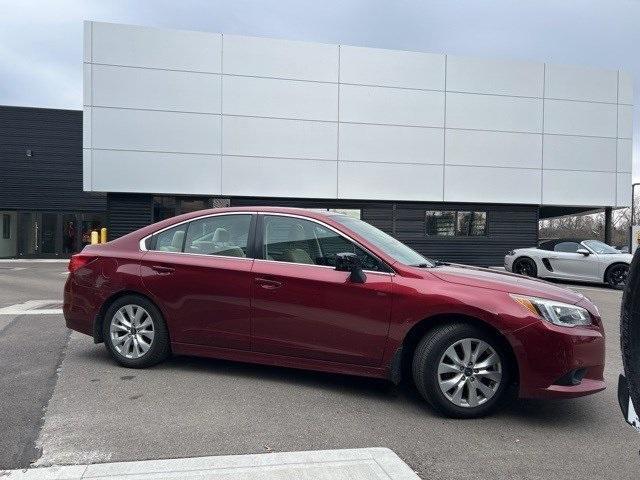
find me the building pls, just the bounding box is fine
[7,21,635,264]
[0,106,106,258]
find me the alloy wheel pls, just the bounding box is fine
[515,261,533,276]
[109,304,155,359]
[609,265,630,288]
[437,338,503,408]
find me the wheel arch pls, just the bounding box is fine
[394,313,519,388]
[93,289,167,344]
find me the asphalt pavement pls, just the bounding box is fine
[0,261,637,479]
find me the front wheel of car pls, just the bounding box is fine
[412,323,511,418]
[103,295,170,368]
[512,257,537,278]
[605,263,630,289]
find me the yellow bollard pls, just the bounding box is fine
[90,230,99,245]
[100,227,107,244]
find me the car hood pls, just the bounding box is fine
[429,264,584,304]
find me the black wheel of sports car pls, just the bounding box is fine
[605,263,629,289]
[513,258,537,278]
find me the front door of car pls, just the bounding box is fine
[548,241,599,280]
[250,214,393,366]
[140,213,255,350]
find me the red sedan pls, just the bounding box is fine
[64,207,605,418]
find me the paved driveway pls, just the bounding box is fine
[0,262,636,479]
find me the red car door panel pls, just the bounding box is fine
[141,252,253,350]
[251,261,392,366]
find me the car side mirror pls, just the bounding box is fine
[335,252,366,283]
[576,248,590,256]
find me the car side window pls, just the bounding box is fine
[183,214,251,257]
[150,224,187,252]
[554,241,580,253]
[262,215,385,271]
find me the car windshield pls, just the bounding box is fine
[330,214,434,267]
[582,240,620,254]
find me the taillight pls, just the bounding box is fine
[68,255,96,273]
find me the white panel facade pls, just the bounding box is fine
[340,85,444,127]
[618,105,634,139]
[223,34,338,81]
[545,64,618,103]
[92,150,222,195]
[445,130,541,169]
[85,22,632,207]
[92,65,221,113]
[544,100,617,137]
[339,45,445,90]
[222,76,337,121]
[222,156,337,198]
[617,173,633,207]
[619,71,634,105]
[91,22,222,72]
[338,162,443,201]
[222,116,337,160]
[618,139,633,173]
[543,171,616,206]
[446,56,544,97]
[92,108,221,154]
[543,135,617,172]
[444,166,541,204]
[446,93,542,133]
[339,124,443,164]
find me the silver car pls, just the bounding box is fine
[505,239,632,288]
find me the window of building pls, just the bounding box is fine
[2,214,10,239]
[426,210,487,237]
[262,215,385,271]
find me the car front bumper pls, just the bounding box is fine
[504,254,515,272]
[508,318,606,399]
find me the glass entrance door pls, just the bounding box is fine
[17,212,38,257]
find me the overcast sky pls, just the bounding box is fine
[1,0,638,176]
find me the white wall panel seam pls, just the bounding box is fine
[220,33,224,195]
[541,63,546,203]
[442,55,447,202]
[615,70,619,204]
[336,45,341,199]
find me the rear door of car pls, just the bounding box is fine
[140,213,255,350]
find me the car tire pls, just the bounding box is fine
[512,257,537,278]
[605,263,630,290]
[103,295,170,368]
[412,322,511,418]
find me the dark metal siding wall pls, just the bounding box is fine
[107,193,153,239]
[0,106,106,212]
[106,194,538,266]
[231,197,539,266]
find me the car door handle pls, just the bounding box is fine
[150,265,175,275]
[255,277,283,290]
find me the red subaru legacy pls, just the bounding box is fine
[64,207,605,417]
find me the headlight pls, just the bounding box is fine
[509,294,592,327]
[506,250,515,256]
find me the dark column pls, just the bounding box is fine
[604,207,612,245]
[107,193,153,239]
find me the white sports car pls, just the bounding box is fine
[505,239,632,288]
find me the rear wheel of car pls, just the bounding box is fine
[512,257,537,278]
[103,295,170,368]
[605,263,630,289]
[412,323,511,418]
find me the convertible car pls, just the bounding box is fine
[505,239,632,288]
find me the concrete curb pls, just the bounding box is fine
[1,448,421,479]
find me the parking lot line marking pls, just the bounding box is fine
[0,300,63,316]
